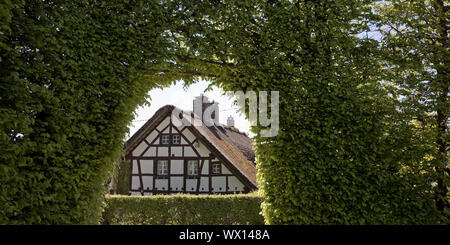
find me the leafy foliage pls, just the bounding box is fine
[0,0,177,224]
[102,193,264,225]
[375,0,449,216]
[168,0,445,224]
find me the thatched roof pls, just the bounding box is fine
[125,105,257,188]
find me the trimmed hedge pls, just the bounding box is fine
[102,193,264,225]
[0,0,178,224]
[2,0,447,224]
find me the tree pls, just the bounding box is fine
[376,0,449,216]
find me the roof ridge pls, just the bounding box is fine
[222,125,247,136]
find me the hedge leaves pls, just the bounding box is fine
[1,0,447,224]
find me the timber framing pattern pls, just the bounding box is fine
[124,105,257,195]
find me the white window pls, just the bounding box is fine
[161,135,169,145]
[187,160,198,176]
[172,134,181,144]
[157,160,168,176]
[212,163,221,174]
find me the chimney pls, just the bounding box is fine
[227,116,235,127]
[193,94,219,126]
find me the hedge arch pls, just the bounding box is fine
[1,0,445,224]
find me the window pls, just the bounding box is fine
[161,134,169,145]
[187,160,198,177]
[157,160,168,176]
[212,162,221,174]
[172,134,181,144]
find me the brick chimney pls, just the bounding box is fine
[227,115,235,127]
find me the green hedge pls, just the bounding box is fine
[0,0,176,224]
[2,0,447,225]
[102,193,264,225]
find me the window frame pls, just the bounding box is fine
[211,162,221,175]
[156,160,169,178]
[160,134,170,145]
[186,160,199,179]
[172,134,181,145]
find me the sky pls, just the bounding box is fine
[126,80,252,139]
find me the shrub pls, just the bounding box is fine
[2,0,446,225]
[102,193,264,225]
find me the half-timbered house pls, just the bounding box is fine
[124,95,257,195]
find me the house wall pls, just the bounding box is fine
[127,115,247,195]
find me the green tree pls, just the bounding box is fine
[375,0,449,216]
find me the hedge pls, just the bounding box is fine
[102,193,264,225]
[0,0,179,224]
[2,0,447,224]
